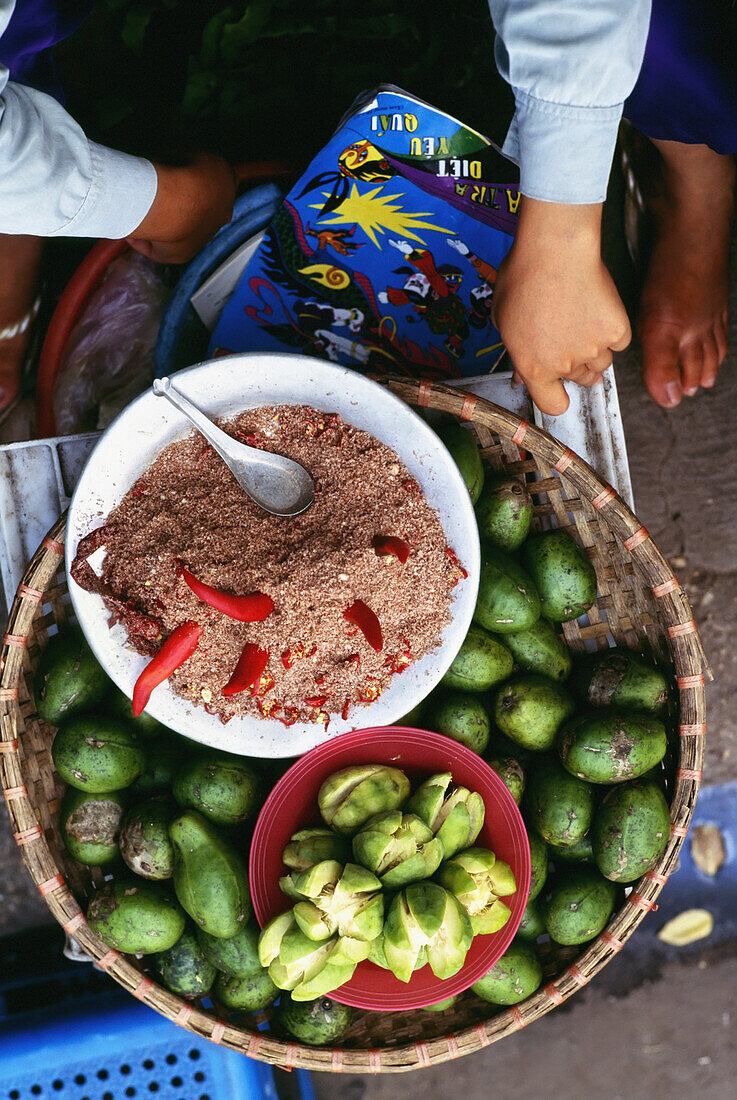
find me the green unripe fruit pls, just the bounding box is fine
[471,940,543,1005]
[430,692,491,754]
[558,711,668,784]
[548,834,595,864]
[52,716,145,792]
[215,970,278,1012]
[60,787,125,866]
[475,474,533,551]
[421,996,459,1012]
[543,867,618,945]
[438,421,484,503]
[173,751,262,826]
[571,649,668,713]
[473,547,541,634]
[110,690,166,736]
[318,765,410,836]
[485,755,525,805]
[503,619,573,681]
[197,923,263,977]
[516,898,546,942]
[593,780,670,882]
[132,735,184,796]
[119,798,175,880]
[523,529,597,622]
[276,993,354,1047]
[493,673,575,751]
[169,810,252,938]
[441,626,514,693]
[87,881,185,955]
[393,700,426,727]
[34,628,109,726]
[526,756,595,849]
[155,927,216,998]
[527,828,548,902]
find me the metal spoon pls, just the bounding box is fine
[152,376,315,517]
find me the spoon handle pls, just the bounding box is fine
[152,376,246,467]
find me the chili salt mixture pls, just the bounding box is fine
[72,405,465,727]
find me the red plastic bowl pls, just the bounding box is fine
[249,727,531,1011]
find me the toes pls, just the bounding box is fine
[679,340,704,396]
[715,313,730,365]
[700,331,721,388]
[640,324,683,407]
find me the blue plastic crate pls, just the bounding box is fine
[0,998,280,1100]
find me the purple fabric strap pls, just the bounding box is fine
[625,0,737,153]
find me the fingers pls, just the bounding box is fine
[609,319,632,352]
[569,363,605,387]
[584,348,615,375]
[525,375,570,416]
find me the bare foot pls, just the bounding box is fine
[637,139,734,408]
[0,234,43,412]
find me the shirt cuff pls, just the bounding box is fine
[501,87,623,204]
[56,142,158,239]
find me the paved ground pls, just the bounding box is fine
[313,950,737,1100]
[1,159,736,1096]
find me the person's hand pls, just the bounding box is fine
[492,198,631,414]
[127,154,237,264]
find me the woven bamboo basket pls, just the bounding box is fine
[0,377,708,1074]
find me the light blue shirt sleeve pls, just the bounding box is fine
[0,0,157,238]
[487,0,652,203]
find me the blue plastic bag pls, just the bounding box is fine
[210,86,520,379]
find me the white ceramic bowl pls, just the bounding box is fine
[66,353,480,757]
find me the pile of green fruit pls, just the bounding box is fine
[258,763,517,999]
[407,425,674,1008]
[37,628,297,1023]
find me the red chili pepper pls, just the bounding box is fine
[445,547,469,579]
[343,599,383,652]
[402,478,420,494]
[358,679,382,703]
[132,621,202,716]
[277,708,300,727]
[304,695,329,708]
[341,698,351,721]
[372,535,410,564]
[177,564,274,623]
[255,673,276,698]
[281,649,295,669]
[223,644,270,698]
[257,698,281,718]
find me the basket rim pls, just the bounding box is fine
[0,378,708,1074]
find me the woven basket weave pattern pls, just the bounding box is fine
[0,379,707,1073]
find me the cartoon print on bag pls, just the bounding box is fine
[379,239,469,359]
